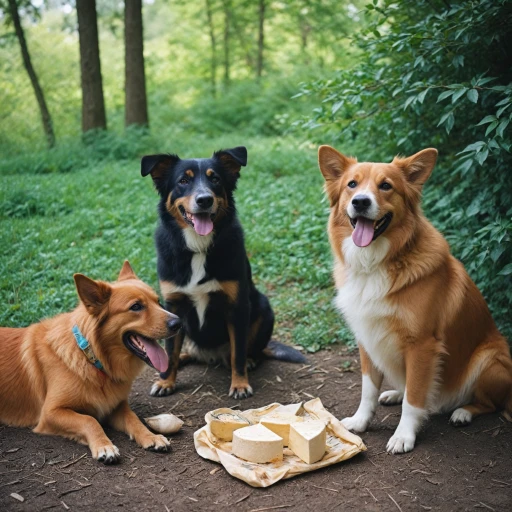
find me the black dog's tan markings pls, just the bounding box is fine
[141,147,306,399]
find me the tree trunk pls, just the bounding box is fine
[205,0,217,96]
[222,0,230,87]
[299,16,311,65]
[76,0,107,133]
[256,0,265,79]
[124,0,149,127]
[8,0,55,148]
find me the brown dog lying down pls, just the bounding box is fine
[0,261,182,464]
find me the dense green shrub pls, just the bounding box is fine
[297,0,512,338]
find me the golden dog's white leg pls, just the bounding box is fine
[342,344,383,432]
[387,338,440,454]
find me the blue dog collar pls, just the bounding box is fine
[72,325,104,371]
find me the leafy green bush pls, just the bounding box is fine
[296,0,512,338]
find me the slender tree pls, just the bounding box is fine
[76,0,107,132]
[256,0,265,79]
[221,0,230,86]
[205,0,217,96]
[7,0,55,148]
[124,0,148,127]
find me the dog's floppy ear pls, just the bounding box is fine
[213,146,248,174]
[318,145,356,206]
[74,274,112,315]
[393,148,438,189]
[141,154,180,192]
[117,260,138,281]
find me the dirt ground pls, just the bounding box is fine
[1,348,511,512]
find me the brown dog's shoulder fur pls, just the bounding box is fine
[0,261,180,463]
[318,145,512,453]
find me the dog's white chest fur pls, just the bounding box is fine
[176,228,221,327]
[335,237,405,388]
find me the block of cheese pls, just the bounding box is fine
[274,403,304,416]
[232,424,284,463]
[209,409,252,441]
[260,413,303,445]
[289,420,327,464]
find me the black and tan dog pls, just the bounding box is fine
[141,146,306,399]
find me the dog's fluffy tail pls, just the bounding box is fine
[263,341,308,364]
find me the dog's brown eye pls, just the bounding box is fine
[130,302,144,312]
[211,176,220,184]
[380,182,392,191]
[179,178,188,185]
[348,180,357,188]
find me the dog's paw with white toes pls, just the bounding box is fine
[379,390,403,405]
[94,444,120,464]
[386,433,415,454]
[342,415,371,433]
[449,408,472,427]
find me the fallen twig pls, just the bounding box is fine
[491,479,511,486]
[365,487,378,502]
[249,506,292,512]
[58,483,92,497]
[387,494,403,512]
[234,491,252,504]
[475,502,496,511]
[293,364,312,373]
[60,453,86,469]
[311,484,339,493]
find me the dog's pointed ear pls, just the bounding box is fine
[213,146,247,174]
[318,145,356,206]
[117,260,138,281]
[393,148,438,188]
[141,154,180,192]
[74,274,112,315]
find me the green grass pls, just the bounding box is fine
[0,134,353,352]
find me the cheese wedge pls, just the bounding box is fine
[232,424,284,463]
[209,410,252,441]
[274,403,304,416]
[260,412,303,445]
[289,420,327,464]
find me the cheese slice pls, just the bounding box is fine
[274,403,304,416]
[260,412,303,445]
[232,424,284,463]
[289,420,327,464]
[209,410,252,441]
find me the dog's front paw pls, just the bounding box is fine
[386,432,415,454]
[379,390,404,405]
[141,434,171,452]
[449,407,472,427]
[342,414,371,433]
[93,444,120,464]
[229,384,253,400]
[150,379,176,397]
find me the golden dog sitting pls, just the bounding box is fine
[318,145,512,453]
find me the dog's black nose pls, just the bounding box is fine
[196,194,214,209]
[352,195,372,212]
[167,317,182,334]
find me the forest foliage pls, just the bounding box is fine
[0,0,511,345]
[296,0,512,337]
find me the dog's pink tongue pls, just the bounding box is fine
[192,213,213,236]
[352,217,375,247]
[137,336,168,373]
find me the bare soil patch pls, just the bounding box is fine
[1,348,511,511]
